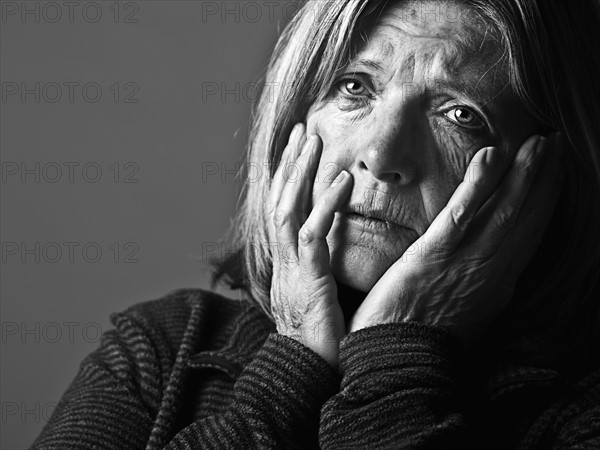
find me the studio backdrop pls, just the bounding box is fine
[0,1,298,447]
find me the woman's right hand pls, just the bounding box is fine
[267,123,353,370]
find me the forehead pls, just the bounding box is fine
[351,1,507,99]
[377,0,483,40]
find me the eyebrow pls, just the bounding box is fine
[347,58,385,73]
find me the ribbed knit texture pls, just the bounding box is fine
[320,323,465,449]
[31,288,600,449]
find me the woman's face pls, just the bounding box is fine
[305,1,540,292]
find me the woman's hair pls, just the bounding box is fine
[209,0,600,370]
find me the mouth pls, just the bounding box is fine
[338,205,411,233]
[343,213,396,231]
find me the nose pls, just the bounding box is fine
[355,101,420,185]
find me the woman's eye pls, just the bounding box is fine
[444,107,484,129]
[337,79,369,97]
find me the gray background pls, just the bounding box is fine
[0,1,297,447]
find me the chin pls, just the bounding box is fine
[326,212,416,292]
[326,236,403,294]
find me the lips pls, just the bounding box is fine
[341,204,400,227]
[339,213,402,235]
[336,204,415,235]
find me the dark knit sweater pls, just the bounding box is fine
[32,288,600,449]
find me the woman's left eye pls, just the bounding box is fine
[443,107,485,129]
[336,78,369,97]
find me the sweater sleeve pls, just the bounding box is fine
[166,333,339,449]
[319,322,469,449]
[31,296,339,450]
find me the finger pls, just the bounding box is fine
[274,134,323,263]
[268,123,306,217]
[473,134,546,254]
[424,145,507,253]
[267,123,306,244]
[515,132,564,237]
[504,132,565,281]
[298,170,353,279]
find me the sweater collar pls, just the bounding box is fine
[187,297,275,378]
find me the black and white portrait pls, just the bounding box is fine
[2,1,600,449]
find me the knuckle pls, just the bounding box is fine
[273,208,293,229]
[449,203,470,230]
[521,162,538,182]
[298,225,316,245]
[494,205,519,231]
[516,154,539,182]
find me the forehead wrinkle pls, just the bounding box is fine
[366,21,506,102]
[378,39,396,60]
[379,21,471,69]
[370,28,469,91]
[414,39,463,83]
[344,6,509,104]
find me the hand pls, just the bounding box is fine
[267,123,353,369]
[348,133,565,346]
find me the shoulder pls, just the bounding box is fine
[108,288,258,355]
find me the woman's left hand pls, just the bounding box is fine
[348,133,564,346]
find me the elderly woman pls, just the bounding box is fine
[33,0,600,449]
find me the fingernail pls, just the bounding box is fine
[332,170,348,184]
[302,135,318,155]
[534,135,546,155]
[290,123,302,142]
[485,147,498,166]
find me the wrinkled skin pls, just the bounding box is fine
[267,1,563,367]
[306,2,539,292]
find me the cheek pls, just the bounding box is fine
[421,122,487,222]
[433,119,486,174]
[306,105,355,202]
